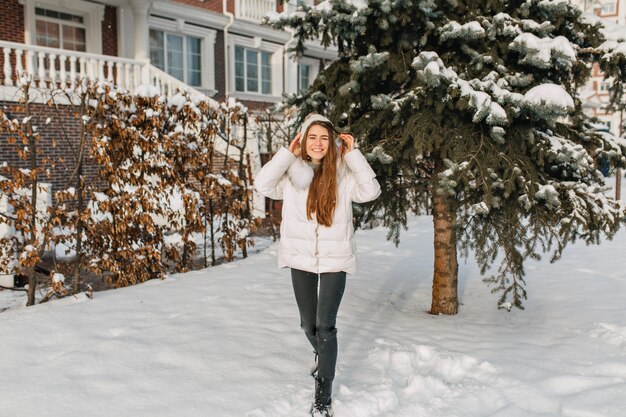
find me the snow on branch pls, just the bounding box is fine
[536,0,572,15]
[509,33,577,69]
[592,128,626,163]
[523,84,574,120]
[365,146,393,164]
[350,50,390,74]
[535,183,560,209]
[594,17,626,59]
[412,51,510,140]
[544,180,623,235]
[439,21,486,42]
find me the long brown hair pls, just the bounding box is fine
[301,121,339,227]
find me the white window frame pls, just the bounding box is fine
[229,34,284,102]
[34,7,87,51]
[19,0,104,54]
[298,56,319,93]
[149,29,204,88]
[599,78,613,93]
[234,45,272,95]
[601,0,617,14]
[148,15,217,94]
[298,63,312,93]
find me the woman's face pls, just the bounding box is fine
[305,124,331,163]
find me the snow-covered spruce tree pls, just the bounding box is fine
[267,0,626,313]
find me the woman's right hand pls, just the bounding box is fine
[289,132,302,157]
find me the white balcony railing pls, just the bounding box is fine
[0,41,202,98]
[235,0,276,22]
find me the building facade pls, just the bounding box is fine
[573,0,626,137]
[0,0,340,218]
[0,0,337,108]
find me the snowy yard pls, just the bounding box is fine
[1,215,625,417]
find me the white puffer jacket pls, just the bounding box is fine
[255,147,381,275]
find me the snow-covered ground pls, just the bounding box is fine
[1,214,625,417]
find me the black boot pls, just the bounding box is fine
[311,377,333,417]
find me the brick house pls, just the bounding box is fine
[572,0,626,138]
[1,0,336,105]
[0,0,339,215]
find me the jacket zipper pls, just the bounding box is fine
[315,223,319,273]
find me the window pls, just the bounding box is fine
[599,80,611,93]
[34,7,86,52]
[150,29,202,87]
[602,1,616,14]
[235,46,272,94]
[298,63,312,93]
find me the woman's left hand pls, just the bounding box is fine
[338,133,355,152]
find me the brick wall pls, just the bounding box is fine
[102,6,118,57]
[173,0,223,13]
[172,0,281,14]
[0,1,118,55]
[172,0,283,14]
[0,0,24,82]
[0,0,24,43]
[0,101,102,206]
[226,0,235,15]
[239,99,276,112]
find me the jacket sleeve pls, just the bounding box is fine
[254,147,297,200]
[343,149,382,203]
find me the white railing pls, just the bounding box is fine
[235,0,276,22]
[1,41,145,91]
[0,41,202,98]
[146,65,203,98]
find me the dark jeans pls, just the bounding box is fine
[291,268,346,381]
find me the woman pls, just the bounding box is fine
[255,113,381,416]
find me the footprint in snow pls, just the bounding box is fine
[590,322,626,349]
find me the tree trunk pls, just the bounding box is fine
[430,182,459,315]
[26,266,36,306]
[203,199,208,268]
[73,169,84,294]
[73,119,86,294]
[209,199,216,266]
[239,119,248,259]
[25,83,38,307]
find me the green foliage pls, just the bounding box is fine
[267,0,626,308]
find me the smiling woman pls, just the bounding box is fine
[303,124,330,163]
[254,112,381,416]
